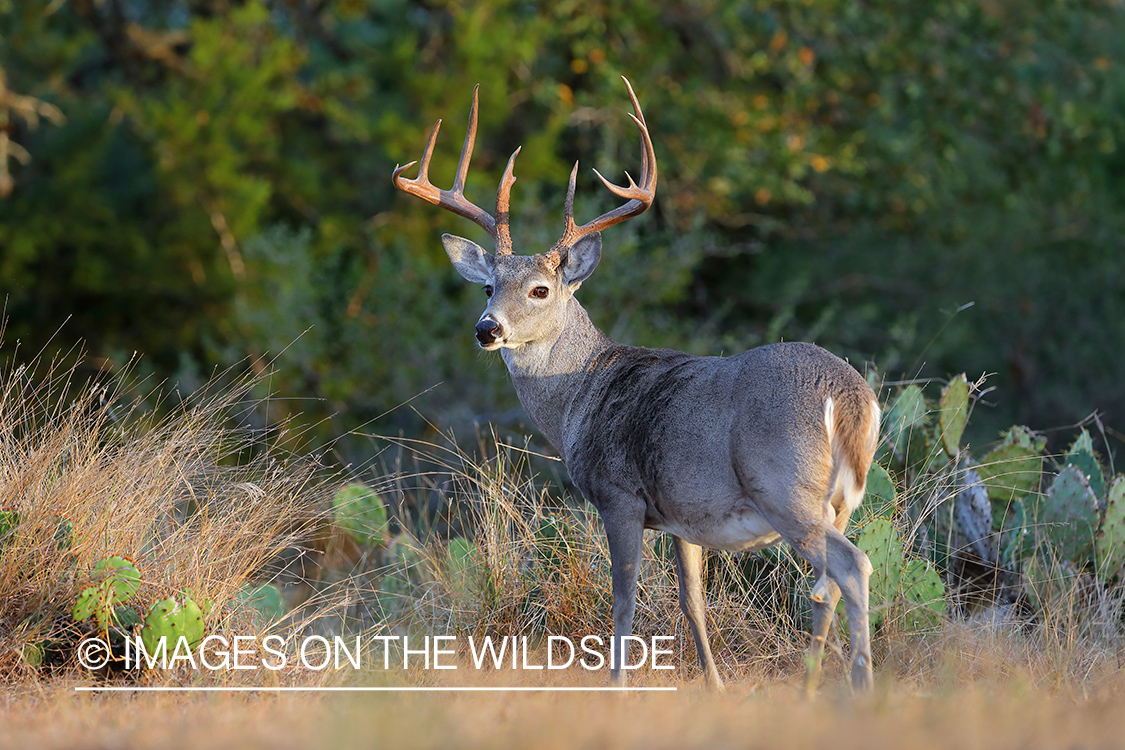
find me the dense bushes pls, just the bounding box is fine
[1,0,1122,457]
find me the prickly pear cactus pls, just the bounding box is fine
[884,385,928,467]
[239,583,285,625]
[141,598,186,654]
[333,482,389,547]
[1035,465,1099,562]
[954,466,996,563]
[180,595,206,647]
[900,558,945,629]
[856,517,946,630]
[1096,477,1125,579]
[857,518,903,627]
[1064,429,1105,501]
[938,374,970,457]
[855,464,897,527]
[140,592,206,654]
[72,556,142,633]
[975,426,1044,527]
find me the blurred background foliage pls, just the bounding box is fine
[1,0,1123,464]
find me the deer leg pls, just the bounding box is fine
[805,573,842,698]
[671,535,724,690]
[602,509,645,685]
[824,526,873,692]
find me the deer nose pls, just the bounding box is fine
[475,318,502,345]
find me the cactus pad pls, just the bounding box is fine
[976,426,1044,524]
[1023,553,1078,613]
[72,586,99,622]
[884,385,927,465]
[73,556,142,632]
[1096,476,1125,580]
[859,463,897,524]
[141,597,186,655]
[900,558,945,629]
[1064,429,1105,501]
[92,556,142,599]
[333,482,389,547]
[857,518,903,626]
[1036,465,1099,561]
[939,374,970,457]
[239,583,285,624]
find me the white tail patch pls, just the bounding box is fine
[823,396,836,443]
[826,397,880,515]
[841,399,881,513]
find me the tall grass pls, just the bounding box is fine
[0,350,335,683]
[4,350,1125,696]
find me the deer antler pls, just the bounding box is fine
[392,85,520,255]
[545,76,657,268]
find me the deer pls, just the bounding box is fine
[392,78,881,694]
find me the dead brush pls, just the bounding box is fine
[0,349,337,684]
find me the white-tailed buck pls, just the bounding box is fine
[393,78,880,692]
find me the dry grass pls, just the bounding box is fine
[0,351,338,684]
[4,646,1125,750]
[5,360,1125,747]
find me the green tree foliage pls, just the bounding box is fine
[1,0,1122,456]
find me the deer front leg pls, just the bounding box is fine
[601,505,645,686]
[671,535,724,690]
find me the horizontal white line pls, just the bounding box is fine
[74,686,677,693]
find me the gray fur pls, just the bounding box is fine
[447,249,879,693]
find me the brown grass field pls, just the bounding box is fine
[4,653,1125,750]
[4,357,1125,749]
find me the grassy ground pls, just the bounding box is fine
[4,360,1125,748]
[5,662,1125,750]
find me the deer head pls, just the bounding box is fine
[392,78,656,351]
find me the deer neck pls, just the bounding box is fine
[500,297,613,452]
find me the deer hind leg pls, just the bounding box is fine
[805,572,842,698]
[671,535,724,690]
[752,500,872,694]
[805,505,858,695]
[824,526,873,692]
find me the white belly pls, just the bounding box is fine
[656,507,781,553]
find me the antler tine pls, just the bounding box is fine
[452,85,480,194]
[550,76,657,254]
[543,161,581,269]
[392,85,501,246]
[495,146,521,255]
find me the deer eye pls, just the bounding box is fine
[531,286,549,299]
[484,285,493,298]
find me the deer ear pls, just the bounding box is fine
[561,232,601,289]
[442,234,494,284]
